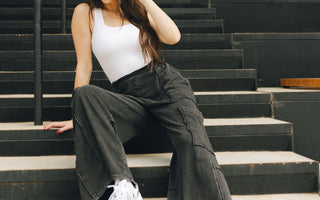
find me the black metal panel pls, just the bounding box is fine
[274,100,320,162]
[233,33,320,87]
[213,0,320,33]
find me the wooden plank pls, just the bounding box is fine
[281,78,320,88]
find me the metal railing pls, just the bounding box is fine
[61,0,67,33]
[34,0,67,125]
[34,0,43,125]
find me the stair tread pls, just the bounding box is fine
[195,91,268,95]
[0,151,316,172]
[204,117,291,126]
[258,87,320,93]
[232,193,320,200]
[146,193,320,200]
[0,117,290,131]
[0,90,267,99]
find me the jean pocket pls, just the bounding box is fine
[178,105,213,150]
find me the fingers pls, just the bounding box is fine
[43,120,73,134]
[57,121,74,134]
[57,127,68,134]
[43,121,64,130]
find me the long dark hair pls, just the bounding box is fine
[87,0,163,70]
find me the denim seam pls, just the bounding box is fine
[75,113,131,199]
[210,155,224,200]
[155,68,174,101]
[74,114,103,162]
[76,169,100,200]
[178,106,216,155]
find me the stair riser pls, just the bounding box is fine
[199,104,270,118]
[0,135,292,156]
[0,58,242,70]
[0,8,216,20]
[0,0,209,8]
[0,35,232,50]
[0,24,223,34]
[0,181,80,200]
[0,50,243,70]
[126,135,292,153]
[0,79,256,94]
[0,102,270,122]
[1,163,317,198]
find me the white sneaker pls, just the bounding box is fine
[107,179,143,200]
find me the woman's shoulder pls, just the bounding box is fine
[73,3,95,32]
[74,2,90,13]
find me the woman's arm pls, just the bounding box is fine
[43,3,93,134]
[71,3,93,89]
[138,0,181,45]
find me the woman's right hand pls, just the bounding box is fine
[43,119,73,134]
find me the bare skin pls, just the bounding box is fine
[43,0,181,133]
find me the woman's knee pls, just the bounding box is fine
[72,84,96,99]
[71,84,101,113]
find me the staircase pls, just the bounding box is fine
[0,0,319,199]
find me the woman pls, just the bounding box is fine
[43,0,232,199]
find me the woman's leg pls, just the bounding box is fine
[71,84,150,200]
[150,99,232,200]
[148,63,232,200]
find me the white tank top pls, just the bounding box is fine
[91,7,151,83]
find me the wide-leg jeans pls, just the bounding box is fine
[70,62,232,200]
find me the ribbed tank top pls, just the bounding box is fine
[91,7,151,83]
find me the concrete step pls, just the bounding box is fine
[0,19,224,34]
[196,91,272,118]
[0,69,257,94]
[0,7,216,20]
[0,151,317,198]
[0,90,272,122]
[213,0,320,32]
[232,32,320,87]
[0,49,243,71]
[0,33,233,51]
[258,87,320,164]
[0,0,209,8]
[0,117,292,156]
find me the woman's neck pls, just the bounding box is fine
[103,1,119,13]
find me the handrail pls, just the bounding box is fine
[34,0,43,125]
[61,0,67,33]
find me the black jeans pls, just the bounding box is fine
[70,62,232,200]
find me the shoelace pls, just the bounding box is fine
[107,180,138,200]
